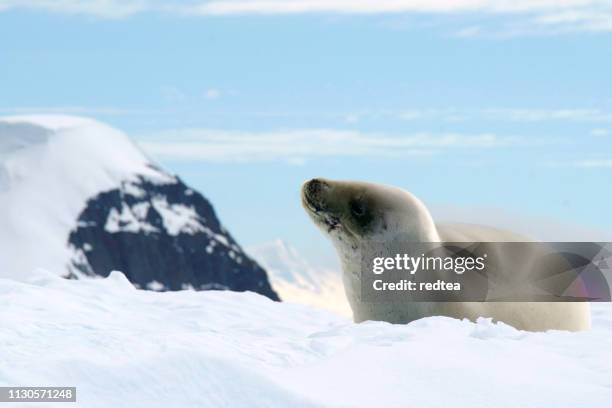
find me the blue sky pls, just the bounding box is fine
[1,1,611,266]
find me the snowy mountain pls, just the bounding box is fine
[248,240,351,317]
[2,271,611,407]
[0,115,278,299]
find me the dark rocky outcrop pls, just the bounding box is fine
[68,173,279,300]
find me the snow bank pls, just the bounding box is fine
[1,271,611,407]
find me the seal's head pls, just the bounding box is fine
[301,178,438,257]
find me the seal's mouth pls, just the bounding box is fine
[302,192,322,213]
[322,214,341,232]
[302,178,342,233]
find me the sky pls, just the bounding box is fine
[1,1,611,267]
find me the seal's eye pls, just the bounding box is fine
[349,199,367,218]
[347,197,374,233]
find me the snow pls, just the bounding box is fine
[1,271,611,407]
[145,280,165,291]
[0,115,171,280]
[100,185,219,238]
[121,181,147,198]
[150,197,205,236]
[248,240,351,317]
[104,203,159,234]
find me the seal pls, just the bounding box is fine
[301,178,591,332]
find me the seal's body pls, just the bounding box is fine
[301,178,590,332]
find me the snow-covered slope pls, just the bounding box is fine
[0,115,163,279]
[1,271,611,407]
[0,115,277,299]
[248,240,351,317]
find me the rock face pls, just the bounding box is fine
[68,172,279,300]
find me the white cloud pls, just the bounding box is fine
[204,88,221,100]
[573,159,612,168]
[344,113,360,124]
[7,0,609,16]
[341,107,612,123]
[397,108,468,121]
[455,25,482,37]
[393,107,612,123]
[137,128,509,163]
[4,105,610,126]
[160,86,222,102]
[532,9,612,32]
[0,106,155,116]
[591,128,609,136]
[3,1,612,33]
[187,0,481,15]
[483,108,612,122]
[0,0,149,18]
[184,1,612,16]
[545,158,612,168]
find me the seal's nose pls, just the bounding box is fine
[303,178,329,210]
[305,178,324,197]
